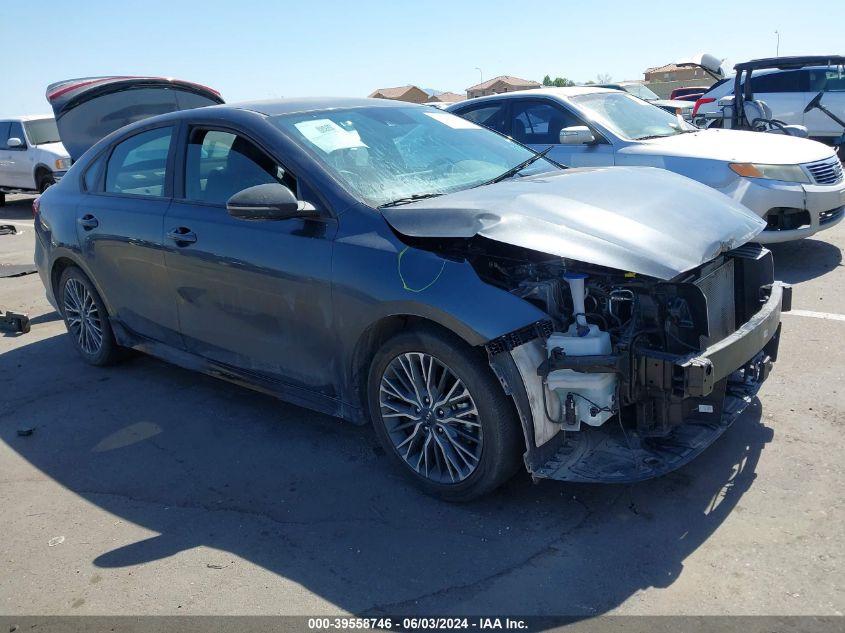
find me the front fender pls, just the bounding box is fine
[334,240,550,349]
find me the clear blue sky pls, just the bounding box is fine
[3,0,843,117]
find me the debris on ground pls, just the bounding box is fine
[0,224,17,235]
[0,310,31,333]
[48,536,65,547]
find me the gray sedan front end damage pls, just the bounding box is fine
[490,276,788,483]
[385,166,790,483]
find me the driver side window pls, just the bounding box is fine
[184,129,296,205]
[510,101,583,144]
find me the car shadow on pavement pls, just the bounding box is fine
[770,238,842,284]
[0,195,36,221]
[0,333,773,616]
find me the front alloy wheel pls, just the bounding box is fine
[379,352,483,483]
[368,327,523,501]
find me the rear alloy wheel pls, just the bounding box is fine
[368,328,522,501]
[58,267,121,366]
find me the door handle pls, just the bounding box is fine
[78,214,98,230]
[167,227,197,244]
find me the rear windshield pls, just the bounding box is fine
[24,118,61,145]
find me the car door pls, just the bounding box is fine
[0,121,12,187]
[3,121,32,188]
[805,67,845,139]
[508,99,615,167]
[163,124,338,393]
[77,124,182,347]
[749,69,807,127]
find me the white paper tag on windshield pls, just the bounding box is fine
[423,111,481,129]
[294,119,366,153]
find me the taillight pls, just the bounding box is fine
[692,97,716,116]
[32,196,40,217]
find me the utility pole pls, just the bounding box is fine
[474,67,483,86]
[775,30,780,56]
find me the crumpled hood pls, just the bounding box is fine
[382,166,765,280]
[626,129,835,164]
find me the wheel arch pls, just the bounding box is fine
[50,254,114,316]
[33,163,53,180]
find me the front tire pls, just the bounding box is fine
[368,327,523,501]
[37,173,55,193]
[58,267,121,366]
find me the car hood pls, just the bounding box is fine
[32,141,69,159]
[624,129,835,163]
[381,166,764,280]
[651,99,693,110]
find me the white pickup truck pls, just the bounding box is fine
[0,116,71,206]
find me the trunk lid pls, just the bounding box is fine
[46,76,224,161]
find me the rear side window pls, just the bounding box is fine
[456,103,508,134]
[184,129,292,205]
[82,153,107,192]
[105,127,173,197]
[749,70,807,93]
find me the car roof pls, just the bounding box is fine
[450,86,616,107]
[233,96,415,116]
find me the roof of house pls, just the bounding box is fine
[367,85,425,99]
[644,63,689,74]
[465,75,541,91]
[430,91,466,102]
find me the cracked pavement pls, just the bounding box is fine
[0,194,843,616]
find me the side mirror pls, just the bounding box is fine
[559,126,595,145]
[6,137,24,149]
[226,183,318,221]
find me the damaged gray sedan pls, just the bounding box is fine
[35,78,791,500]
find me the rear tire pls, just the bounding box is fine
[58,267,122,366]
[367,326,523,502]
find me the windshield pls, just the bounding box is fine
[272,106,557,207]
[623,84,661,101]
[23,118,61,145]
[571,92,695,140]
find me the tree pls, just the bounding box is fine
[542,75,574,87]
[596,72,613,84]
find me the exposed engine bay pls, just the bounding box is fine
[452,237,790,483]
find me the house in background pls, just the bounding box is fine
[465,76,541,99]
[368,85,430,104]
[643,63,709,82]
[429,91,466,104]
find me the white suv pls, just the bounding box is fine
[693,65,845,143]
[0,116,71,206]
